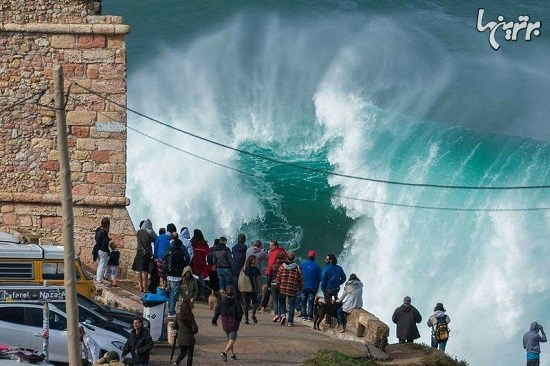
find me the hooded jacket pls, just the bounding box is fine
[276,261,304,297]
[341,279,363,313]
[523,321,547,356]
[136,219,156,256]
[300,258,321,290]
[141,219,158,241]
[180,266,198,300]
[392,302,422,341]
[180,228,194,261]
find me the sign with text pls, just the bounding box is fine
[0,287,66,302]
[96,121,126,132]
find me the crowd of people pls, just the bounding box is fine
[92,217,547,366]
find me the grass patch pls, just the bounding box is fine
[304,349,378,366]
[401,343,469,366]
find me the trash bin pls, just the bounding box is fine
[142,290,167,341]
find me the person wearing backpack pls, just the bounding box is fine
[165,238,188,316]
[427,302,451,351]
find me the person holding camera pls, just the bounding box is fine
[523,321,547,366]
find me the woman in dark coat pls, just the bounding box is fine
[212,286,243,361]
[392,296,422,343]
[132,219,157,292]
[173,299,198,366]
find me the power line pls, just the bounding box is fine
[126,125,258,178]
[126,123,550,212]
[331,193,550,212]
[73,82,550,190]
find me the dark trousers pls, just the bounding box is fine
[207,271,219,292]
[323,288,339,324]
[527,359,540,366]
[242,292,258,321]
[175,344,194,366]
[261,286,271,308]
[399,339,415,343]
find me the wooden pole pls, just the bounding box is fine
[54,64,81,366]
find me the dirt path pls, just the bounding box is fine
[147,302,369,365]
[101,284,428,365]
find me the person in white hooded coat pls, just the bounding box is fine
[336,274,363,332]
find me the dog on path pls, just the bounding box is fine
[313,296,342,330]
[208,291,220,310]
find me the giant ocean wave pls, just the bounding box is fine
[108,2,550,364]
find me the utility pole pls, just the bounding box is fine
[54,64,81,366]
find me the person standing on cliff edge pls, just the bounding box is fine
[523,321,547,366]
[392,296,422,343]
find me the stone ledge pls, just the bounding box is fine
[0,22,130,35]
[346,308,389,351]
[0,192,130,206]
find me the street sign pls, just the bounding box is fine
[0,287,66,302]
[95,121,125,132]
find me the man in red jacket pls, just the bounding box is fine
[265,240,287,277]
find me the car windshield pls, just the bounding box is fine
[52,302,110,322]
[77,294,107,311]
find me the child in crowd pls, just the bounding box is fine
[107,241,120,288]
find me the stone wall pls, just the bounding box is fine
[0,0,136,277]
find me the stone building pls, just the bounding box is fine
[0,0,136,277]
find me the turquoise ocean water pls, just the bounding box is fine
[104,1,549,364]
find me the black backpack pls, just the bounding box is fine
[163,248,175,274]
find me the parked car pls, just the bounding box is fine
[76,293,150,329]
[0,303,126,364]
[48,302,132,337]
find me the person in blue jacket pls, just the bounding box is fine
[320,253,346,324]
[299,250,321,321]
